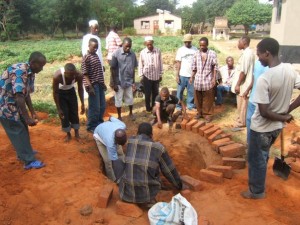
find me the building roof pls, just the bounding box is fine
[134,13,181,21]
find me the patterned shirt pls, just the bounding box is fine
[105,31,122,60]
[0,63,34,121]
[110,48,138,88]
[81,52,104,90]
[119,134,182,203]
[138,47,163,81]
[192,49,218,91]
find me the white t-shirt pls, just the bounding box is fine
[175,45,197,77]
[251,63,300,132]
[231,47,255,95]
[81,33,104,66]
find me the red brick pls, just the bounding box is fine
[98,184,113,208]
[186,119,198,131]
[208,165,233,179]
[180,118,189,130]
[180,175,204,191]
[222,157,246,169]
[208,129,223,143]
[213,133,232,142]
[180,189,192,201]
[192,121,206,133]
[204,126,220,138]
[199,169,223,183]
[219,143,246,158]
[290,160,300,173]
[115,201,143,218]
[199,124,214,136]
[212,138,232,151]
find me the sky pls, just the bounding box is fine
[137,0,271,8]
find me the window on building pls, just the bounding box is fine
[141,21,150,29]
[276,0,282,23]
[164,20,174,28]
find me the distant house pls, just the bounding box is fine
[270,0,300,63]
[134,10,181,35]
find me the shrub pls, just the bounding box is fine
[122,27,136,36]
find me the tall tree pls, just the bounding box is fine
[191,0,206,34]
[226,0,272,34]
[0,0,21,40]
[142,0,176,15]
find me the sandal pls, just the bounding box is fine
[24,160,45,170]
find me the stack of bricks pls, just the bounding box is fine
[176,118,247,182]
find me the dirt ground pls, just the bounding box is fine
[1,38,300,225]
[1,101,300,225]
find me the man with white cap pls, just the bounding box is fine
[175,34,197,111]
[139,36,163,113]
[82,20,104,68]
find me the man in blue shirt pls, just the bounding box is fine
[0,52,46,170]
[93,116,127,182]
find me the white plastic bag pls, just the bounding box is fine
[148,193,198,225]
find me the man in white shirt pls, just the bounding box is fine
[175,34,198,110]
[241,38,300,199]
[215,56,235,105]
[231,35,255,128]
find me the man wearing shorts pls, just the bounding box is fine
[110,37,138,121]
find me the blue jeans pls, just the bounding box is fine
[248,129,281,195]
[0,117,36,164]
[216,85,231,105]
[176,76,195,109]
[87,83,106,131]
[246,101,256,143]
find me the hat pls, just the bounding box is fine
[183,34,193,42]
[144,36,153,42]
[89,20,98,27]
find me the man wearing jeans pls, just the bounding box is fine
[93,116,127,183]
[0,52,46,170]
[241,38,300,199]
[175,34,197,110]
[81,38,107,133]
[245,60,268,143]
[215,56,235,106]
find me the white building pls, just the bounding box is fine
[134,10,182,35]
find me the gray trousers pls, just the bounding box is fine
[0,117,36,164]
[94,137,125,183]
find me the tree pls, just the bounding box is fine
[142,0,175,15]
[0,0,21,40]
[177,6,193,33]
[191,0,206,34]
[226,0,272,34]
[204,0,237,24]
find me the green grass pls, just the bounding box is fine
[1,36,224,118]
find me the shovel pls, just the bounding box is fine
[272,129,291,180]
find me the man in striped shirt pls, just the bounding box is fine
[189,37,218,123]
[105,25,122,62]
[81,38,107,133]
[139,36,163,113]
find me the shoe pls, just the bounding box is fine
[129,114,136,121]
[204,116,212,123]
[87,129,94,133]
[231,127,243,132]
[150,118,158,126]
[194,114,202,120]
[24,160,45,170]
[240,190,265,199]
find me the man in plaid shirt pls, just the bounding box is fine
[190,37,218,122]
[118,122,182,204]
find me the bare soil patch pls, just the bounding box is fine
[1,103,300,225]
